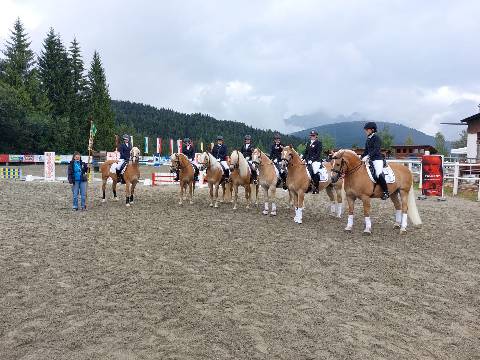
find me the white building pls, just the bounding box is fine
[460,112,480,162]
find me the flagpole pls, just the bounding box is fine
[85,117,93,209]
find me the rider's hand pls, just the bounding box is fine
[362,156,369,162]
[308,160,312,164]
[273,159,278,163]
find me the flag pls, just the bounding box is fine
[130,136,134,146]
[145,137,149,154]
[177,139,183,153]
[156,138,161,154]
[200,142,204,152]
[90,122,97,138]
[169,139,174,154]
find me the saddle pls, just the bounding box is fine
[366,162,395,184]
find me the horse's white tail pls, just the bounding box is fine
[407,184,422,226]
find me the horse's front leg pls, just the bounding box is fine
[270,186,277,216]
[233,184,239,210]
[179,181,183,205]
[214,183,220,208]
[208,183,214,207]
[130,181,137,204]
[361,196,372,235]
[189,181,193,204]
[112,179,118,201]
[125,182,131,207]
[344,195,355,232]
[262,186,269,215]
[101,178,107,203]
[295,190,305,224]
[245,184,251,209]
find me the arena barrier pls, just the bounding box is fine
[0,167,22,179]
[151,171,207,187]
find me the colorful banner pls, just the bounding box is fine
[8,155,23,162]
[145,136,149,154]
[44,152,56,181]
[156,138,161,154]
[169,139,174,155]
[421,155,443,197]
[177,139,183,153]
[23,154,35,162]
[0,154,9,162]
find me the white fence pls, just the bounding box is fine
[387,159,480,201]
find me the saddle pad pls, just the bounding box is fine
[318,167,329,182]
[366,165,396,184]
[110,162,117,173]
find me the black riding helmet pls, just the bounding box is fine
[364,122,377,132]
[274,133,281,140]
[216,135,224,141]
[183,137,191,143]
[244,134,252,141]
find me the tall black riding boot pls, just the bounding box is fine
[116,169,123,184]
[174,170,179,182]
[281,172,288,189]
[313,174,320,194]
[378,173,390,200]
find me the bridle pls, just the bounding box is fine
[230,150,240,171]
[130,148,140,163]
[198,153,210,171]
[252,149,272,167]
[331,154,363,178]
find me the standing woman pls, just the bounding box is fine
[67,152,89,210]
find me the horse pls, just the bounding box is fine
[197,152,230,208]
[280,146,344,224]
[170,153,196,205]
[330,149,422,234]
[251,148,289,215]
[229,150,259,210]
[99,147,141,207]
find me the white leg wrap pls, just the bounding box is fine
[401,213,408,228]
[336,204,343,217]
[365,216,372,229]
[330,202,336,213]
[297,207,303,223]
[264,202,269,211]
[347,215,354,228]
[395,210,402,224]
[271,203,277,212]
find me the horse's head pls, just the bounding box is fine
[281,146,296,170]
[229,150,240,171]
[130,147,141,163]
[197,152,210,171]
[169,153,181,172]
[331,149,362,183]
[251,148,262,168]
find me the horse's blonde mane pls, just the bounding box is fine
[232,150,249,177]
[205,152,221,170]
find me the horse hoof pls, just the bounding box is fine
[209,203,214,207]
[344,226,352,232]
[400,228,407,234]
[270,211,277,216]
[393,223,401,229]
[189,201,193,205]
[233,206,238,210]
[363,228,372,235]
[262,210,269,215]
[126,203,130,207]
[130,201,134,205]
[113,197,119,202]
[246,205,250,209]
[178,202,183,205]
[101,199,106,203]
[214,204,219,208]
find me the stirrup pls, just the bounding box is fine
[381,192,390,200]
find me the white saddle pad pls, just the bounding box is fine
[110,162,127,174]
[366,165,396,184]
[318,167,329,182]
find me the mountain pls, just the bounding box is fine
[112,100,302,153]
[291,121,437,148]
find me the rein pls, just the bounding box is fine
[332,156,363,177]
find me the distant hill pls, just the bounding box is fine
[291,121,437,148]
[112,100,302,153]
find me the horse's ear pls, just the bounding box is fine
[289,144,293,148]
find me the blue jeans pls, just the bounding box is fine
[72,181,87,209]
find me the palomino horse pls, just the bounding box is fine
[330,149,422,234]
[197,152,230,208]
[170,153,195,205]
[229,150,259,210]
[251,148,287,215]
[99,147,141,207]
[281,146,344,224]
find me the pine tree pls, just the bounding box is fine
[434,131,448,155]
[404,134,414,145]
[378,125,394,150]
[0,18,35,89]
[68,37,88,150]
[38,28,74,118]
[86,51,115,151]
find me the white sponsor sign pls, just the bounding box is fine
[107,151,120,161]
[44,152,56,181]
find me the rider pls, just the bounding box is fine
[269,133,287,189]
[116,134,131,184]
[240,134,258,184]
[303,129,323,193]
[183,138,199,181]
[362,122,389,200]
[211,135,229,177]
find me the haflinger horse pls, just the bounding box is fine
[170,153,195,205]
[330,149,422,234]
[229,150,259,210]
[197,151,230,208]
[280,146,344,224]
[251,148,291,216]
[100,147,141,207]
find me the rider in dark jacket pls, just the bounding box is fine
[269,133,287,189]
[182,138,195,161]
[362,122,389,199]
[211,136,229,177]
[117,134,131,183]
[240,134,257,183]
[303,130,323,193]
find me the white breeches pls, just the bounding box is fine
[220,161,229,170]
[311,161,321,174]
[116,159,125,171]
[372,160,384,177]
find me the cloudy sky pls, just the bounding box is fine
[1,0,479,139]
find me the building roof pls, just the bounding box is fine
[391,145,436,149]
[460,112,480,123]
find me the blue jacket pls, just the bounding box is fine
[269,143,283,162]
[119,143,132,160]
[211,143,228,161]
[67,160,88,184]
[362,133,383,161]
[240,144,254,160]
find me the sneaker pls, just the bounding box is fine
[72,207,78,211]
[81,207,87,211]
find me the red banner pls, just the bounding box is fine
[0,154,9,162]
[421,155,443,196]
